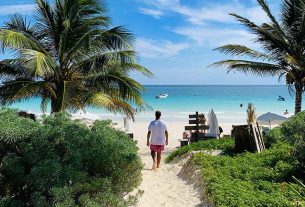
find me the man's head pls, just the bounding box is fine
[155,110,161,120]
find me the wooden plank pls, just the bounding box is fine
[254,122,265,152]
[189,114,205,119]
[191,133,206,139]
[189,120,198,124]
[189,119,207,125]
[185,125,209,130]
[250,124,260,152]
[256,122,265,150]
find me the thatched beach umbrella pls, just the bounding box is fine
[257,112,287,129]
[72,110,99,126]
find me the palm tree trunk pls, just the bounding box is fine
[294,82,303,114]
[51,81,65,113]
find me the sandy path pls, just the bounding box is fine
[130,122,210,207]
[135,149,203,207]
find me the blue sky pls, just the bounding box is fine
[0,0,282,85]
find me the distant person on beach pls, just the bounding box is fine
[147,110,168,170]
[284,109,289,115]
[240,104,243,108]
[218,126,223,138]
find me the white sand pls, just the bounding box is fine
[120,121,233,207]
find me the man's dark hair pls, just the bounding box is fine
[155,110,161,119]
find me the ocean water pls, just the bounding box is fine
[7,85,305,123]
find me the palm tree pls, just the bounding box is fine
[0,0,152,119]
[212,0,305,114]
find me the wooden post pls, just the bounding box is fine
[196,111,199,142]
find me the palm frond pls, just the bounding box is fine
[230,13,291,55]
[0,29,42,51]
[214,44,273,60]
[0,60,30,79]
[104,62,153,77]
[212,59,283,76]
[257,0,287,37]
[40,95,50,113]
[74,49,137,74]
[87,92,136,120]
[94,26,134,51]
[281,0,304,27]
[4,14,32,32]
[85,70,144,103]
[60,80,85,111]
[0,80,56,105]
[18,49,57,77]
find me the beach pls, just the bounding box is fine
[7,85,303,206]
[131,122,202,207]
[115,121,228,207]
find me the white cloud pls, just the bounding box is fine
[140,0,270,25]
[174,26,257,47]
[137,0,271,49]
[139,8,164,19]
[136,38,189,58]
[0,4,35,16]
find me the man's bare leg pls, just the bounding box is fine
[157,152,161,168]
[151,151,156,170]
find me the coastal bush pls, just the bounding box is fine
[263,127,284,148]
[281,111,305,144]
[280,111,305,178]
[192,143,299,207]
[165,138,234,163]
[0,109,142,207]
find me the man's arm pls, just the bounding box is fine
[147,131,151,147]
[165,131,168,145]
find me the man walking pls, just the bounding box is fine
[147,110,168,170]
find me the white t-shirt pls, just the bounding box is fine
[148,120,167,145]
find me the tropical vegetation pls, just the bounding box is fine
[0,0,152,119]
[165,137,234,163]
[0,108,142,207]
[212,0,305,114]
[167,111,305,206]
[192,143,300,207]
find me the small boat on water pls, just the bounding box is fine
[156,93,168,99]
[277,96,285,101]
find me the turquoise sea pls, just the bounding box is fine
[8,85,305,123]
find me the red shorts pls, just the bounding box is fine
[150,144,164,153]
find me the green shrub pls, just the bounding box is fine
[281,111,305,144]
[0,109,142,207]
[165,138,234,163]
[192,144,299,207]
[263,127,284,148]
[280,111,305,178]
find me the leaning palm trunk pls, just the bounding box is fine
[295,82,303,114]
